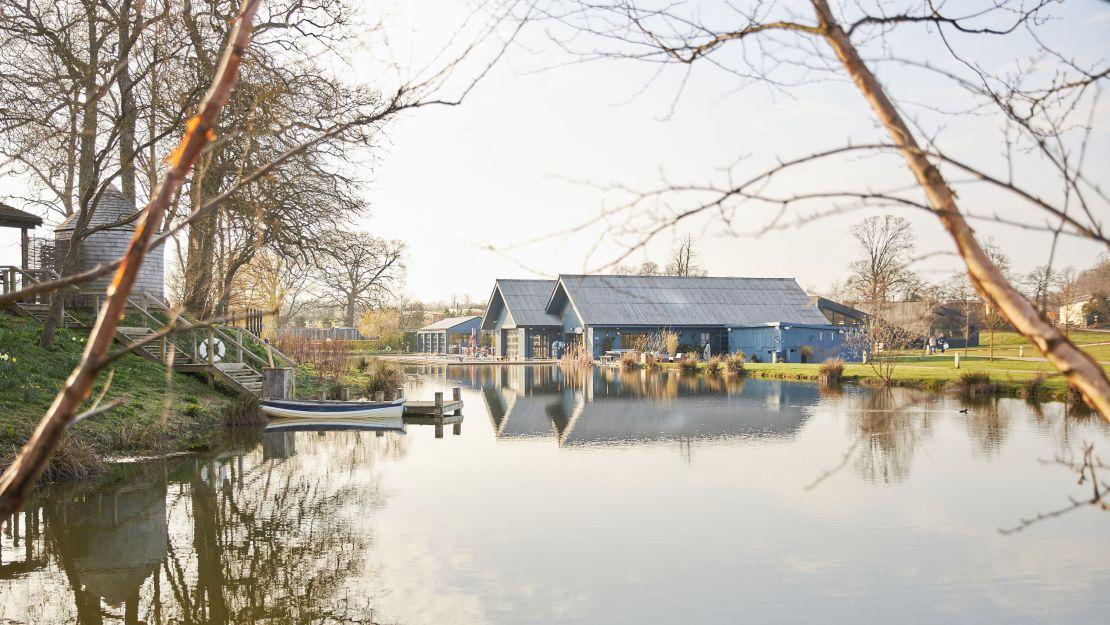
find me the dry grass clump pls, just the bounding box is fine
[620,351,641,371]
[1020,373,1046,402]
[818,358,844,385]
[365,360,407,400]
[560,348,594,369]
[679,353,700,373]
[725,352,746,375]
[705,356,723,376]
[955,371,1001,399]
[644,353,661,370]
[39,436,103,482]
[222,396,264,426]
[274,334,352,384]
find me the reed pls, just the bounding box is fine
[705,356,723,376]
[818,357,844,386]
[620,351,641,371]
[725,352,746,375]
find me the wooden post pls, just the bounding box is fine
[452,387,462,416]
[319,390,327,401]
[262,368,293,400]
[453,422,462,436]
[236,327,243,363]
[434,391,443,409]
[207,328,215,366]
[339,387,350,401]
[396,387,405,399]
[161,335,167,363]
[434,423,444,438]
[374,391,384,402]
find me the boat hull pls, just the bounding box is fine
[260,398,405,420]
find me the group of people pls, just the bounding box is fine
[927,335,950,354]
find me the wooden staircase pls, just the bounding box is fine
[3,266,295,398]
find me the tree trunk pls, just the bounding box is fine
[812,0,1110,418]
[117,0,138,202]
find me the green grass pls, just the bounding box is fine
[947,330,1110,361]
[0,314,234,480]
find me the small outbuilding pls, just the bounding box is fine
[416,315,482,354]
[54,187,164,300]
[0,202,43,270]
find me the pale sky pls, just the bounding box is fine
[2,0,1108,305]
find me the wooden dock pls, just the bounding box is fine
[402,387,464,438]
[402,387,463,417]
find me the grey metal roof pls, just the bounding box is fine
[55,187,139,232]
[418,315,481,332]
[553,275,830,327]
[494,279,561,327]
[0,203,43,228]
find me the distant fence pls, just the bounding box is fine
[275,326,367,341]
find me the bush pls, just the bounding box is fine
[679,353,700,373]
[222,396,264,426]
[620,351,641,371]
[955,371,1000,399]
[644,353,661,370]
[355,356,370,372]
[800,345,814,363]
[725,352,746,375]
[818,358,844,385]
[705,356,723,375]
[1021,374,1046,402]
[365,361,406,400]
[560,348,594,369]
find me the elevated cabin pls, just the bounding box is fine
[416,315,481,354]
[54,187,164,300]
[481,279,562,360]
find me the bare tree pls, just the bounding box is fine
[665,234,706,277]
[846,215,916,308]
[315,232,406,327]
[531,0,1110,417]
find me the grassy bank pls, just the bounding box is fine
[659,356,1095,401]
[0,314,235,481]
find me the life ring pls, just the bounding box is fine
[198,337,226,362]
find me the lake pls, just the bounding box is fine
[2,364,1108,624]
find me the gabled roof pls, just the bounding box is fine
[418,315,481,332]
[482,279,560,329]
[0,203,43,228]
[548,275,830,327]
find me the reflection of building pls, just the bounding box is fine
[482,368,816,446]
[54,478,169,608]
[480,275,850,362]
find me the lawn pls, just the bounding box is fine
[0,314,235,480]
[948,330,1110,361]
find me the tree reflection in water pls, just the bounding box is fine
[848,389,933,484]
[1,428,406,624]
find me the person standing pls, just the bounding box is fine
[703,339,711,361]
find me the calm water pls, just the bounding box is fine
[2,365,1109,624]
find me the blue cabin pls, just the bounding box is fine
[416,316,482,354]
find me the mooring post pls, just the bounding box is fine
[453,422,462,436]
[452,387,462,416]
[339,387,350,401]
[396,387,405,399]
[435,423,444,438]
[319,390,327,401]
[434,391,444,416]
[954,352,960,369]
[374,391,384,402]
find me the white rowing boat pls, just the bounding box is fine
[260,397,406,420]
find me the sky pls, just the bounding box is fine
[2,0,1108,305]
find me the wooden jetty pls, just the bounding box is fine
[402,387,463,417]
[402,387,464,438]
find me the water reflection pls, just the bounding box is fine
[2,366,1109,625]
[1,430,406,624]
[481,366,820,446]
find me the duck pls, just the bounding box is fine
[958,408,969,414]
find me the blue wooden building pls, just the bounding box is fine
[481,279,562,360]
[481,274,855,362]
[416,316,482,354]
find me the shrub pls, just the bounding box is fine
[1021,374,1046,402]
[725,352,746,375]
[955,371,1000,399]
[800,345,814,363]
[679,353,700,373]
[222,396,264,426]
[750,353,761,363]
[663,331,679,357]
[818,358,844,385]
[560,348,594,369]
[365,361,406,400]
[644,353,661,370]
[620,351,641,371]
[705,356,723,375]
[355,356,370,372]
